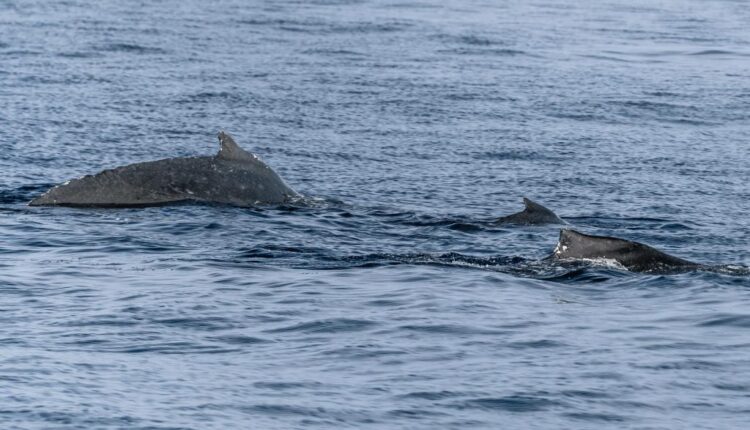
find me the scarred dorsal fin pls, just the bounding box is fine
[217,131,259,162]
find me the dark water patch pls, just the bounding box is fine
[446,222,483,232]
[506,339,566,349]
[238,244,330,260]
[239,402,375,424]
[564,412,627,422]
[658,222,693,231]
[560,389,613,400]
[387,408,447,418]
[112,342,236,354]
[234,17,305,26]
[62,338,110,346]
[632,359,723,371]
[714,383,750,392]
[153,316,234,331]
[56,51,99,59]
[471,149,556,161]
[259,18,409,35]
[266,318,377,334]
[97,43,168,55]
[611,99,698,112]
[301,48,369,57]
[698,314,750,328]
[541,267,629,283]
[322,345,407,359]
[579,54,633,63]
[176,91,249,105]
[240,403,319,417]
[438,48,529,57]
[1,49,42,57]
[0,184,62,204]
[399,324,507,336]
[366,298,407,307]
[689,49,748,56]
[384,2,441,9]
[57,317,140,327]
[457,395,564,412]
[328,21,412,34]
[641,341,711,351]
[208,335,270,345]
[399,390,471,401]
[433,33,506,46]
[253,381,322,390]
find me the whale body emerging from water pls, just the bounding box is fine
[493,197,565,225]
[552,229,699,273]
[29,132,300,207]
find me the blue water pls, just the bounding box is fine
[2,0,750,428]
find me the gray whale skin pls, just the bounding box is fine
[29,132,300,207]
[493,197,564,225]
[552,229,699,272]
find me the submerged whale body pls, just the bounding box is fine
[29,132,300,207]
[493,197,565,225]
[552,229,699,273]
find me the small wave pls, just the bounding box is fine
[689,49,747,56]
[399,390,469,400]
[177,91,247,104]
[710,265,750,276]
[456,395,564,412]
[329,21,411,34]
[507,339,566,349]
[115,342,235,354]
[266,318,377,334]
[564,412,627,422]
[327,252,527,272]
[579,54,633,63]
[58,318,139,327]
[240,17,410,34]
[153,316,234,331]
[658,222,693,231]
[301,48,368,57]
[1,49,42,56]
[98,43,168,55]
[474,149,548,161]
[438,48,528,56]
[209,335,271,345]
[698,314,750,328]
[453,35,498,46]
[398,324,507,335]
[57,51,99,59]
[433,33,505,47]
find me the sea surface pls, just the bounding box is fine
[2,0,750,428]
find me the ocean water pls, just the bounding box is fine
[2,0,750,428]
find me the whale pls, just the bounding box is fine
[493,197,565,225]
[29,131,300,207]
[552,229,700,272]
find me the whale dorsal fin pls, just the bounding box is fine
[523,197,556,216]
[493,197,564,225]
[217,131,258,162]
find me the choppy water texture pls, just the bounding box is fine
[2,0,750,428]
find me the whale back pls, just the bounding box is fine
[29,131,299,207]
[553,229,696,272]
